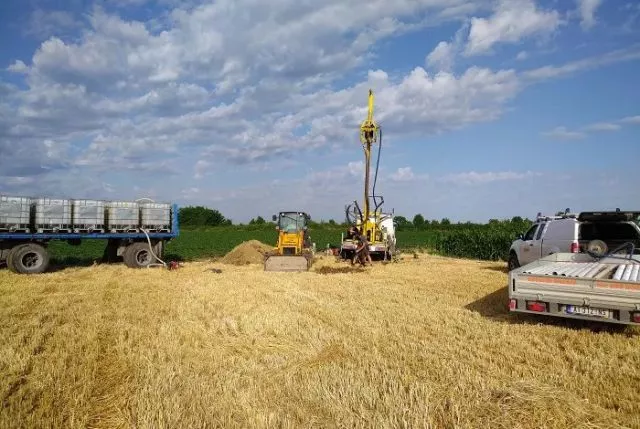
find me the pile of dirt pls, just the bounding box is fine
[220,240,274,265]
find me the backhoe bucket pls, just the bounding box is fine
[264,255,311,272]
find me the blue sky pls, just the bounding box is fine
[1,0,639,223]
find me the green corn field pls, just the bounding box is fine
[44,220,529,267]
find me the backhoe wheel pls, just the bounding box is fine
[8,243,50,274]
[507,252,520,271]
[123,242,155,269]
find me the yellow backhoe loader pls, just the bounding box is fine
[264,211,313,272]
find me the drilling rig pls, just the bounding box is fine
[339,90,396,261]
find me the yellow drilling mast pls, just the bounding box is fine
[359,89,379,225]
[340,89,395,260]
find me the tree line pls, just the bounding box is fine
[178,206,532,230]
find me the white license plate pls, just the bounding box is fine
[563,305,610,318]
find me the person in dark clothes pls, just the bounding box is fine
[349,226,372,266]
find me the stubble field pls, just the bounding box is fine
[1,253,639,429]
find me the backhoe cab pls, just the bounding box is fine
[264,211,313,272]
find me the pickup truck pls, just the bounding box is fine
[508,252,640,325]
[508,211,640,271]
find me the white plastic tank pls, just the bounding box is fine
[379,215,397,253]
[0,195,32,232]
[140,202,171,231]
[72,199,105,232]
[106,201,140,232]
[34,198,72,232]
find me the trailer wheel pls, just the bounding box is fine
[123,242,155,269]
[8,243,50,274]
[6,244,27,271]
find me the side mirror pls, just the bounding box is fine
[272,214,277,222]
[516,233,523,240]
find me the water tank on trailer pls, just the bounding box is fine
[0,195,32,233]
[106,201,140,232]
[140,202,171,232]
[34,198,72,233]
[72,199,105,233]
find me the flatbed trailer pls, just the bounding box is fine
[0,204,179,274]
[508,252,640,325]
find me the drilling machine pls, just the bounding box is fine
[340,89,396,261]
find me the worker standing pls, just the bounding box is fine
[350,226,372,266]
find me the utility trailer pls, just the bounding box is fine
[0,196,179,274]
[508,252,640,325]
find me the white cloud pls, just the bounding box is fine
[542,126,587,140]
[425,22,470,71]
[464,0,562,56]
[1,176,37,186]
[426,41,457,71]
[516,51,529,60]
[619,115,640,124]
[194,160,212,179]
[543,115,640,140]
[7,60,29,73]
[523,45,640,81]
[25,9,80,40]
[577,0,602,30]
[390,167,416,182]
[1,0,637,222]
[388,167,429,182]
[585,122,621,132]
[438,170,540,185]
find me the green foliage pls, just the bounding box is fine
[178,206,230,227]
[412,214,425,228]
[393,216,411,230]
[44,204,534,264]
[432,229,515,261]
[249,216,266,225]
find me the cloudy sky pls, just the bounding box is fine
[1,0,639,223]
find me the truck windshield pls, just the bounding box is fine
[279,213,307,232]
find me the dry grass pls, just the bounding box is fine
[1,253,639,429]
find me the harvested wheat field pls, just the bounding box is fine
[1,252,639,429]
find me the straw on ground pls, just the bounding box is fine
[1,250,638,429]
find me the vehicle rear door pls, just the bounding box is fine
[520,223,543,265]
[541,219,576,255]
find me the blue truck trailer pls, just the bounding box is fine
[0,195,179,274]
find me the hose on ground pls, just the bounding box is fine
[141,227,167,269]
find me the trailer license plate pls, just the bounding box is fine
[564,305,610,318]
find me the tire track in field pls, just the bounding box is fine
[85,283,133,429]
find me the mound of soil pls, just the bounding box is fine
[220,240,274,265]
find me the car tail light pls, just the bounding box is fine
[526,301,547,312]
[509,299,517,310]
[570,242,579,253]
[631,312,640,323]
